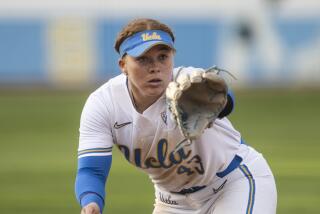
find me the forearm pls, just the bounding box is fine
[75,155,112,212]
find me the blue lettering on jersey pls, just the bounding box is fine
[117,138,204,176]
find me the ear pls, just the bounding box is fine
[118,58,127,75]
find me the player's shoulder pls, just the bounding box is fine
[216,117,233,126]
[89,74,126,98]
[94,74,125,92]
[83,74,126,112]
[214,117,240,136]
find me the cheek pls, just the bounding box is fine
[126,62,144,78]
[164,64,173,78]
[129,69,145,86]
[166,62,174,78]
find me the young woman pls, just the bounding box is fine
[75,18,277,214]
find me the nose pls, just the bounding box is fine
[147,59,160,73]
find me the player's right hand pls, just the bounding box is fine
[81,202,100,214]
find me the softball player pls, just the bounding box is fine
[75,18,277,214]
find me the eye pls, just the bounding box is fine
[158,54,168,61]
[136,56,148,64]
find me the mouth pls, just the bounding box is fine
[147,78,162,86]
[148,78,162,83]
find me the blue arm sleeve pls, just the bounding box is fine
[75,155,112,212]
[218,89,235,118]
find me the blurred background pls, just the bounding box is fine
[0,0,319,213]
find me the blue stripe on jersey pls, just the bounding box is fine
[241,138,246,144]
[75,155,112,212]
[216,155,243,178]
[239,164,256,214]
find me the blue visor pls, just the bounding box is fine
[119,30,174,58]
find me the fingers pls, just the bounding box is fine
[166,82,182,100]
[167,68,227,101]
[203,72,228,93]
[169,68,203,97]
[189,69,203,83]
[81,203,100,214]
[176,74,191,90]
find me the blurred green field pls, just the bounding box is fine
[0,89,320,214]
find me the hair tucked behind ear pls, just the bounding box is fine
[114,18,175,54]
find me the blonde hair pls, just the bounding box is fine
[114,18,175,54]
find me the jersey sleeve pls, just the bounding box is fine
[75,90,114,212]
[78,91,114,158]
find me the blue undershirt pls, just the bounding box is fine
[75,155,112,212]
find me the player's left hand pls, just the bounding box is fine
[166,66,228,140]
[81,202,100,214]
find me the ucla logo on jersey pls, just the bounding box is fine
[117,138,205,176]
[141,32,162,41]
[118,139,191,169]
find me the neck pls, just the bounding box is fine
[133,95,155,113]
[128,82,160,113]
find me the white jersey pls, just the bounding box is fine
[78,69,251,192]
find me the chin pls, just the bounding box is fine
[146,89,165,98]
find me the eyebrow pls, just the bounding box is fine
[157,46,171,51]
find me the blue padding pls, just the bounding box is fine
[216,155,243,178]
[75,155,112,212]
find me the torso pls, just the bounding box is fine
[92,72,250,191]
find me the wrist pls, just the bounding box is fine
[81,193,104,212]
